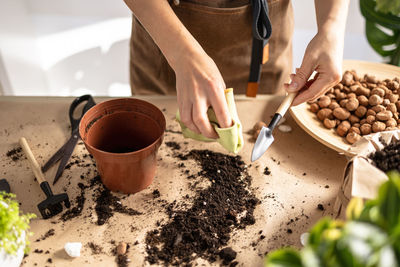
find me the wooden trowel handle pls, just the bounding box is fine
[276,92,297,116]
[19,137,46,184]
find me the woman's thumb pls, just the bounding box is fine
[287,63,314,92]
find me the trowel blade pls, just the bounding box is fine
[251,126,274,162]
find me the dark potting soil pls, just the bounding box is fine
[117,254,130,267]
[317,204,325,211]
[369,139,400,173]
[152,189,160,198]
[264,167,271,175]
[87,242,103,254]
[165,141,181,150]
[35,229,55,242]
[94,183,142,225]
[6,146,24,161]
[145,149,259,266]
[61,183,86,221]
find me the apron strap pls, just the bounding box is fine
[246,0,272,97]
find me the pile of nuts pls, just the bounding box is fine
[309,70,400,144]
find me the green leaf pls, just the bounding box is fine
[265,249,303,267]
[377,172,400,233]
[360,0,400,30]
[376,0,400,15]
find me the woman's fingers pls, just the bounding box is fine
[192,101,218,139]
[179,102,201,134]
[210,89,232,129]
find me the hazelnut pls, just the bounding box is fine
[340,99,349,108]
[328,102,340,110]
[351,70,360,81]
[383,99,391,106]
[346,132,361,144]
[337,124,349,137]
[386,118,397,128]
[345,98,359,111]
[365,74,378,83]
[347,93,357,99]
[355,106,367,118]
[340,120,351,129]
[333,107,350,120]
[357,95,369,106]
[353,123,361,128]
[360,119,367,125]
[342,71,353,86]
[369,95,383,106]
[360,123,372,135]
[371,88,385,97]
[334,83,344,90]
[349,126,361,135]
[323,118,336,129]
[366,115,375,124]
[318,96,331,108]
[366,109,376,116]
[355,86,370,97]
[349,115,360,124]
[317,108,333,121]
[372,121,386,132]
[387,103,397,114]
[310,103,319,113]
[117,242,127,255]
[371,105,385,113]
[388,80,400,90]
[376,110,393,121]
[389,94,399,103]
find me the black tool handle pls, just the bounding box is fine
[0,179,10,193]
[267,113,282,131]
[69,95,96,132]
[39,181,54,197]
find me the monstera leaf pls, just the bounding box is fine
[360,0,400,66]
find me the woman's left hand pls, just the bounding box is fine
[285,31,344,106]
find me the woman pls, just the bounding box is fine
[124,0,349,139]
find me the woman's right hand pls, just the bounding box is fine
[174,50,232,139]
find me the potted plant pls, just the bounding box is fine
[265,171,400,266]
[0,192,35,267]
[360,0,400,66]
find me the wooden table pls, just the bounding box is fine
[0,96,347,267]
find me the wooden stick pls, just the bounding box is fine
[276,92,297,116]
[19,137,46,184]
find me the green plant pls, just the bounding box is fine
[0,193,35,254]
[264,171,400,267]
[360,0,400,66]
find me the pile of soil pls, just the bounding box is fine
[35,229,55,242]
[6,146,24,161]
[61,182,86,221]
[369,139,400,173]
[145,149,259,266]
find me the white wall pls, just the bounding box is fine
[0,0,383,96]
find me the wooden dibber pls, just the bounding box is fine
[19,137,70,219]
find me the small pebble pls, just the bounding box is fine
[300,232,309,246]
[278,124,292,133]
[64,242,82,257]
[117,242,127,255]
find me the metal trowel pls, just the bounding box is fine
[251,92,297,162]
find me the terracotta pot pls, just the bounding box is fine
[79,98,166,194]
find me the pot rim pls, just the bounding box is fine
[79,98,166,157]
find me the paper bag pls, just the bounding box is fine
[333,130,400,219]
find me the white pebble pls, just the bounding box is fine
[300,232,309,246]
[217,170,221,173]
[64,242,82,257]
[278,124,292,133]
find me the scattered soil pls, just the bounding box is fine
[47,258,52,263]
[264,167,271,175]
[369,138,400,173]
[6,147,23,161]
[219,247,237,265]
[35,229,55,242]
[165,141,181,150]
[94,183,142,225]
[117,254,130,267]
[61,183,86,221]
[152,189,160,199]
[317,204,325,211]
[145,149,259,266]
[33,249,43,254]
[87,242,103,255]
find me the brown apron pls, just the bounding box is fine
[129,0,293,95]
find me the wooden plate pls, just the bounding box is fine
[290,60,400,156]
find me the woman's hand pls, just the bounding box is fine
[285,32,343,106]
[174,50,232,139]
